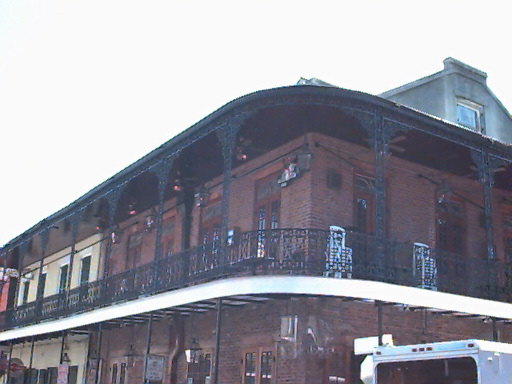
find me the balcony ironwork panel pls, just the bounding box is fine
[3,228,506,332]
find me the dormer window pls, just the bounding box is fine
[456,99,484,133]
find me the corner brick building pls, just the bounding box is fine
[1,70,512,384]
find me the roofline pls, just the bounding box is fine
[2,275,512,342]
[379,62,512,121]
[3,85,512,251]
[378,69,444,99]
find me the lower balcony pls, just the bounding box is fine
[1,228,508,332]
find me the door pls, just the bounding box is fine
[352,174,376,278]
[242,349,274,384]
[199,199,222,272]
[254,173,281,259]
[436,199,466,293]
[36,272,46,300]
[353,174,375,235]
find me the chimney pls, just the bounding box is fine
[443,57,487,85]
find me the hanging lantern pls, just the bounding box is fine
[236,147,248,161]
[296,142,313,173]
[145,212,156,231]
[111,226,124,244]
[436,179,453,204]
[95,218,107,232]
[184,338,202,363]
[61,352,71,364]
[124,344,136,367]
[128,203,137,216]
[194,186,210,207]
[173,179,183,192]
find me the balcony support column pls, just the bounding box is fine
[376,300,383,346]
[143,313,154,384]
[212,298,223,384]
[471,151,507,299]
[65,213,80,304]
[35,229,50,321]
[153,158,175,261]
[103,188,121,277]
[5,342,13,384]
[94,324,103,384]
[12,241,29,312]
[216,117,245,242]
[362,117,403,269]
[59,330,67,364]
[24,336,35,384]
[492,317,499,341]
[372,117,387,243]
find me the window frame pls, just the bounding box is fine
[58,263,69,294]
[353,173,376,234]
[21,279,30,304]
[241,347,275,384]
[79,255,92,285]
[456,98,484,133]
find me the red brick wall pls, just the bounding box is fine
[102,131,511,294]
[98,296,512,384]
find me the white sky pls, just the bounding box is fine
[0,0,510,247]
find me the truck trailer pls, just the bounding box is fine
[362,339,512,384]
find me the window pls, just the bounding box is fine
[456,99,484,133]
[126,231,143,270]
[199,199,222,271]
[187,353,211,384]
[353,174,375,234]
[437,200,465,254]
[243,350,273,384]
[161,218,175,257]
[111,363,118,384]
[22,279,30,304]
[254,173,281,258]
[59,264,69,293]
[47,367,58,384]
[80,256,91,285]
[119,362,126,384]
[36,271,46,299]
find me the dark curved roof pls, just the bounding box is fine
[3,84,512,251]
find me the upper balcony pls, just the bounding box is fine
[2,227,509,331]
[2,85,512,337]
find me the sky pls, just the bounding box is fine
[0,0,510,247]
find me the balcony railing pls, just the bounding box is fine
[2,229,508,331]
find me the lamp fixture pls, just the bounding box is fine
[124,344,136,367]
[184,338,202,363]
[236,147,248,161]
[296,141,313,173]
[436,179,453,204]
[173,178,183,192]
[194,186,210,207]
[145,211,156,231]
[128,204,137,216]
[62,352,71,364]
[111,226,124,244]
[95,218,107,232]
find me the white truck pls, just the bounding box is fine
[361,339,512,384]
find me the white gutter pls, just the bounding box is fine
[1,276,512,342]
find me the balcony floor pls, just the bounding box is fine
[2,275,512,342]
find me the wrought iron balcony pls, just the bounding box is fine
[1,228,508,331]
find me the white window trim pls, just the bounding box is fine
[456,98,484,133]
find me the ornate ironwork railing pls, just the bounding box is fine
[2,228,507,331]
